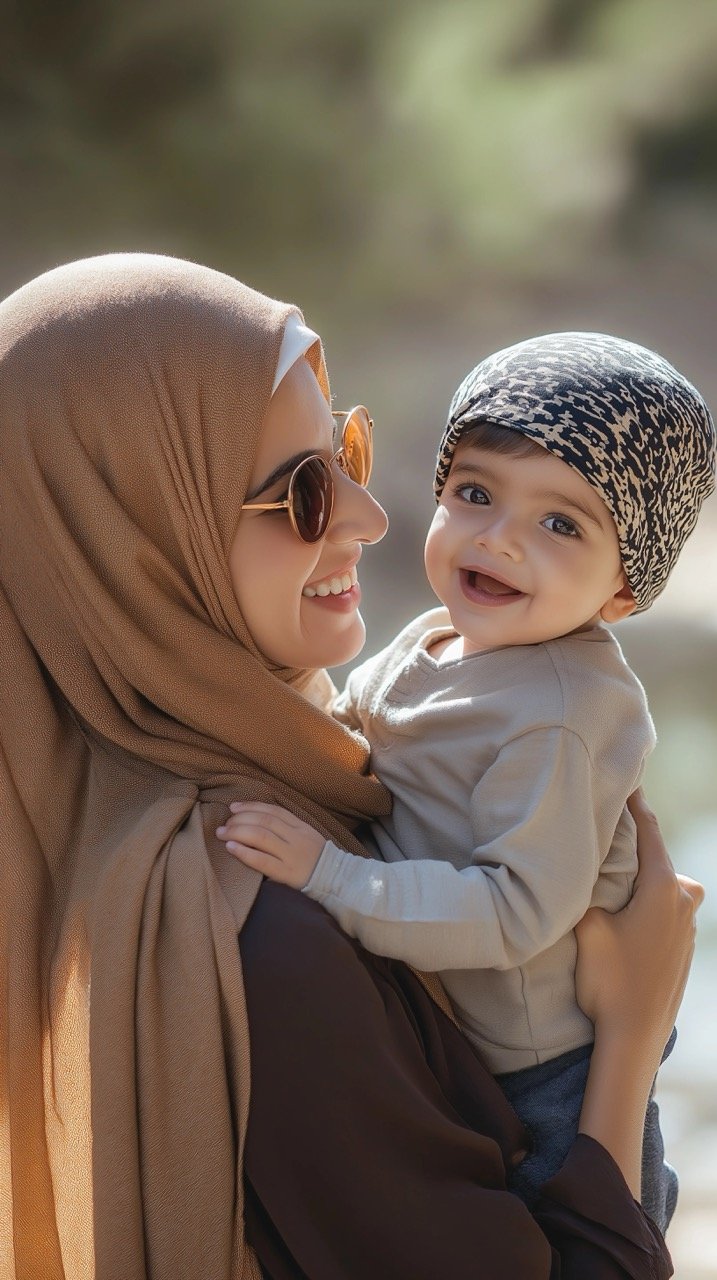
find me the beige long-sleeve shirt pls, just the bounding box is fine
[303,608,655,1072]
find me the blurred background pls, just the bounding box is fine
[2,0,716,1271]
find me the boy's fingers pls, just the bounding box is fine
[217,813,291,843]
[229,801,300,822]
[226,841,263,866]
[227,803,305,832]
[225,840,304,889]
[226,841,286,878]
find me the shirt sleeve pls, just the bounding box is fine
[303,726,621,972]
[423,1134,672,1279]
[533,1135,672,1279]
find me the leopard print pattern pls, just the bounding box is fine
[434,332,716,611]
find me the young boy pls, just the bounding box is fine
[219,332,715,1228]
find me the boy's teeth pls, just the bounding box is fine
[302,567,357,599]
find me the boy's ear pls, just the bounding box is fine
[600,578,637,623]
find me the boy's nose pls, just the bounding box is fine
[473,514,523,560]
[328,469,389,547]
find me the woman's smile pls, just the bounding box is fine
[230,358,387,668]
[302,563,359,599]
[302,579,361,612]
[302,562,361,611]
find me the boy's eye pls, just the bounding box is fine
[454,483,490,506]
[543,514,579,538]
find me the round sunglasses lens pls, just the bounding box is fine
[292,456,332,541]
[342,409,372,485]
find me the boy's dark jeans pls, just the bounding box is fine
[496,1029,678,1233]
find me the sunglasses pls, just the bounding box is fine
[241,406,373,543]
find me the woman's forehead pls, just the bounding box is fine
[253,358,334,477]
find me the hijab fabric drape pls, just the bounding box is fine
[0,255,392,1279]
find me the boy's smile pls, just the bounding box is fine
[425,440,636,658]
[460,566,525,605]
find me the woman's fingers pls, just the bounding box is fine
[677,874,705,910]
[575,798,705,1061]
[626,787,674,875]
[627,790,705,912]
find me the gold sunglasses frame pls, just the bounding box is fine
[240,407,373,543]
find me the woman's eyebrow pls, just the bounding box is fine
[246,450,315,501]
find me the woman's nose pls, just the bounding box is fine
[329,470,389,546]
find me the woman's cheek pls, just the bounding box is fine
[424,510,448,599]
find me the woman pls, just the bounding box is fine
[0,253,700,1279]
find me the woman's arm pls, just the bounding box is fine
[574,789,703,1196]
[525,795,702,1277]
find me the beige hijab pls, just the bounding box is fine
[0,255,393,1278]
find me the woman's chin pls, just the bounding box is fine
[266,616,367,672]
[313,613,367,670]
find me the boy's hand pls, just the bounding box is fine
[215,802,325,889]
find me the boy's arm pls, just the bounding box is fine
[218,725,634,973]
[303,726,617,970]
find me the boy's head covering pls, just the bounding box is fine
[435,332,716,611]
[0,254,391,1276]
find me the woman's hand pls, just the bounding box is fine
[575,789,704,1196]
[575,789,703,1054]
[216,802,325,890]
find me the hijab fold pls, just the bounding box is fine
[0,255,392,1278]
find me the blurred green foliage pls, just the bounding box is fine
[2,0,716,308]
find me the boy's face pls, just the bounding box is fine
[424,440,635,656]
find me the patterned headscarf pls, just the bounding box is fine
[435,332,716,611]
